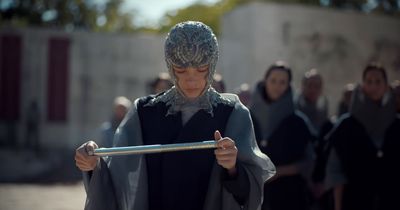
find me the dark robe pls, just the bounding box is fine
[138,95,237,210]
[328,115,400,210]
[250,83,313,210]
[257,112,313,210]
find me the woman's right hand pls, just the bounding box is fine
[75,141,99,171]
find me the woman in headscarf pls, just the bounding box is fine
[295,69,334,210]
[74,21,275,210]
[325,63,400,210]
[250,61,314,210]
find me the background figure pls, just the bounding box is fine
[295,69,334,210]
[325,63,400,210]
[25,101,40,154]
[148,72,173,94]
[250,61,314,210]
[234,83,252,107]
[337,83,355,117]
[211,73,226,92]
[295,68,331,133]
[99,96,131,148]
[392,80,400,113]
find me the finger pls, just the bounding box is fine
[216,155,236,161]
[85,141,98,155]
[76,142,90,156]
[75,152,82,160]
[217,159,235,165]
[80,167,93,172]
[215,152,237,160]
[217,160,235,168]
[86,141,98,150]
[75,153,98,164]
[217,138,235,149]
[214,130,222,141]
[214,148,237,155]
[74,154,84,163]
[76,159,92,168]
[87,141,99,149]
[76,159,97,171]
[76,162,89,170]
[76,146,88,158]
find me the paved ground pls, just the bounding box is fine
[0,147,87,210]
[0,148,82,183]
[0,182,86,210]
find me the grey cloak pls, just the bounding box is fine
[83,93,275,210]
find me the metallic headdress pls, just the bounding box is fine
[164,21,219,86]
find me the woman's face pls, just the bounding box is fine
[265,70,289,101]
[173,65,209,99]
[302,77,322,104]
[362,70,388,102]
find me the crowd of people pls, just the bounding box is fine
[75,21,400,210]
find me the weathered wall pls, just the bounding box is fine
[1,2,399,148]
[220,2,400,115]
[0,27,167,148]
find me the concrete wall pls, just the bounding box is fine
[0,27,167,149]
[68,31,166,148]
[220,2,400,115]
[2,2,400,148]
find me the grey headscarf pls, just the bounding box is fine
[295,94,329,132]
[162,21,221,120]
[164,21,218,88]
[144,86,230,120]
[350,85,396,148]
[250,82,295,141]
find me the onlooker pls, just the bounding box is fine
[295,68,334,209]
[212,73,226,93]
[99,96,131,148]
[391,80,400,113]
[148,72,173,94]
[337,83,355,117]
[325,62,400,210]
[234,83,252,107]
[25,100,40,154]
[250,61,314,210]
[295,68,330,133]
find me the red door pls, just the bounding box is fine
[47,37,70,122]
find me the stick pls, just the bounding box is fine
[90,140,217,157]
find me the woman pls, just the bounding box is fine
[99,96,132,148]
[148,72,173,94]
[295,69,334,210]
[392,80,400,113]
[325,63,400,210]
[74,21,275,210]
[250,61,313,210]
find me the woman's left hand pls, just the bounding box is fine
[214,130,238,176]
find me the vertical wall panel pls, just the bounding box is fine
[47,37,70,122]
[0,35,22,121]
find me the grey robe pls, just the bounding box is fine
[83,93,275,210]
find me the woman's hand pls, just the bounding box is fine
[214,130,238,176]
[75,141,99,171]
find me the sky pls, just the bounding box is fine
[124,0,221,27]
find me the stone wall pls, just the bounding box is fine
[219,2,400,115]
[1,2,399,148]
[0,27,167,148]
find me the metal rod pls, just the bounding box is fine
[91,140,217,157]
